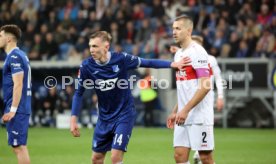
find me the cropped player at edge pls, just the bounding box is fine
[0,24,32,164]
[70,31,191,164]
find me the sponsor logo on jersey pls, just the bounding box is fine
[131,55,137,61]
[201,144,208,147]
[11,55,18,59]
[197,60,207,64]
[98,78,118,91]
[112,65,120,72]
[11,63,21,67]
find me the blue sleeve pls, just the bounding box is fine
[123,52,141,70]
[71,65,87,116]
[9,54,24,75]
[140,58,172,68]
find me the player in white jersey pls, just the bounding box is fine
[169,37,224,112]
[167,15,215,164]
[191,35,224,164]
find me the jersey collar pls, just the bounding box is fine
[7,47,19,56]
[95,51,111,66]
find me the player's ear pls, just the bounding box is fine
[188,27,193,36]
[6,35,12,42]
[8,34,17,43]
[106,43,110,50]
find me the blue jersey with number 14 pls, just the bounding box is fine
[2,47,32,114]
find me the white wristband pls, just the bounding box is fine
[218,95,224,99]
[10,106,18,112]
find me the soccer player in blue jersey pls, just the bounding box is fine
[0,25,32,164]
[70,31,190,164]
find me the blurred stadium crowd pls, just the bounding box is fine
[0,0,275,127]
[0,0,275,61]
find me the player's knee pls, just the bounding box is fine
[12,146,23,154]
[199,151,213,164]
[92,154,104,164]
[111,154,123,164]
[174,152,184,161]
[12,146,31,164]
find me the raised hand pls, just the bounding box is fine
[171,57,191,70]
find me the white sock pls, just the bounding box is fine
[193,151,200,159]
[115,162,123,164]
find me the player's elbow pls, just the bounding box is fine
[205,84,211,92]
[200,79,211,92]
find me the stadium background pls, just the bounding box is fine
[0,0,276,163]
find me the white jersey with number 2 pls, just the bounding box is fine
[174,41,214,125]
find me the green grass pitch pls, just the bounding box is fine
[1,127,276,164]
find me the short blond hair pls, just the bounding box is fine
[89,31,112,44]
[174,15,194,29]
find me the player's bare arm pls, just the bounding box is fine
[175,77,211,125]
[2,72,24,122]
[167,103,178,129]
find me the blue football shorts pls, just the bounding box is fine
[6,113,30,147]
[92,115,136,152]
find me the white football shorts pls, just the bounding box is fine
[173,124,214,151]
